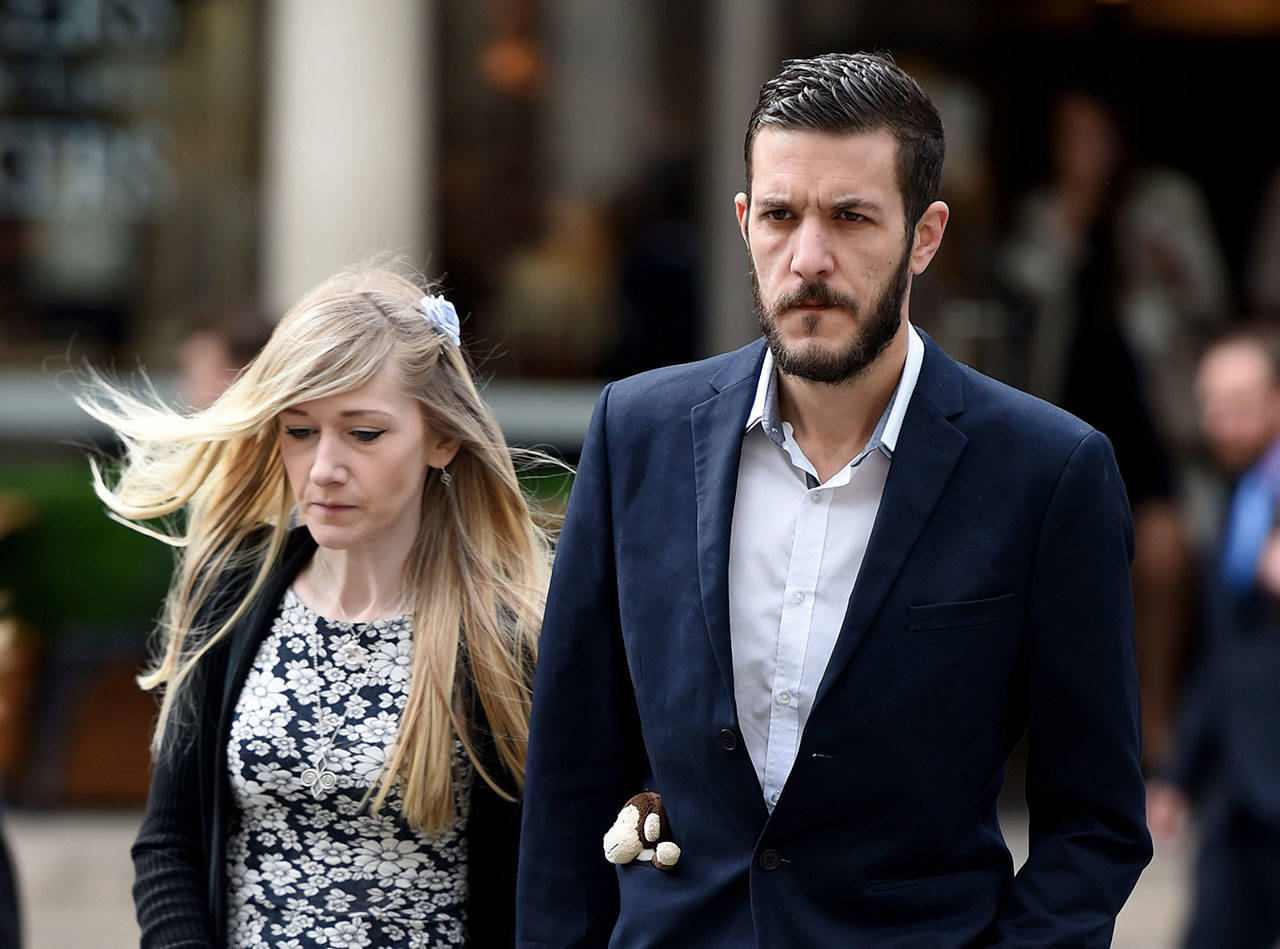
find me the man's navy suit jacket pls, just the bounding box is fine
[517,334,1152,948]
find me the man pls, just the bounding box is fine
[518,52,1150,947]
[1149,328,1280,948]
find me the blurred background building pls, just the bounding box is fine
[2,0,1279,945]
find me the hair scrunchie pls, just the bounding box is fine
[419,295,461,345]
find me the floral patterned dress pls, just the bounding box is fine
[226,588,469,948]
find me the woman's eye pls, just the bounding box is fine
[353,430,385,443]
[284,427,313,440]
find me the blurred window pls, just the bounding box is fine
[436,0,705,380]
[0,0,263,368]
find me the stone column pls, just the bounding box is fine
[701,0,778,356]
[261,0,432,311]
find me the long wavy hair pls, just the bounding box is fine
[78,267,554,831]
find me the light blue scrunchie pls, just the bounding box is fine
[419,295,461,345]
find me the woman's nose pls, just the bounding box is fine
[309,432,348,485]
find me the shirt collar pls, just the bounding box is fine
[744,324,925,460]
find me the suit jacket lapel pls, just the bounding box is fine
[814,338,968,709]
[690,339,767,710]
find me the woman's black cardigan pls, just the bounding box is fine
[131,528,520,947]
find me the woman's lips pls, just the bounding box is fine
[310,502,356,514]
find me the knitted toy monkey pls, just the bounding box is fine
[603,791,681,871]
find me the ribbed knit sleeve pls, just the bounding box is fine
[131,714,218,948]
[131,529,306,947]
[465,755,520,948]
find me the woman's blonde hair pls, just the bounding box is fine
[78,266,554,831]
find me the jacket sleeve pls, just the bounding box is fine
[131,679,219,948]
[516,384,647,947]
[131,556,254,949]
[992,430,1153,947]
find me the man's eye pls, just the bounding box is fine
[762,209,791,221]
[837,211,867,223]
[284,427,313,440]
[353,430,386,443]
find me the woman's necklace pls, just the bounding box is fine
[300,554,408,798]
[300,615,369,797]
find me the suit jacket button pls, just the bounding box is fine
[758,849,782,871]
[717,728,738,751]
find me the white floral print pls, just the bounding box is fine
[226,589,469,947]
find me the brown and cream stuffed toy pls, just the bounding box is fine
[603,791,681,871]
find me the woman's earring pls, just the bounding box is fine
[438,466,452,488]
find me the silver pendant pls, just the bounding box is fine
[301,764,338,797]
[336,642,367,670]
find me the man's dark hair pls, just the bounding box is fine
[744,52,945,233]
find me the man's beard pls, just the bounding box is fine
[752,243,912,386]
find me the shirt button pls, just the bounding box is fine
[791,590,805,605]
[809,491,824,503]
[758,848,782,871]
[770,791,780,806]
[717,728,738,751]
[775,690,792,707]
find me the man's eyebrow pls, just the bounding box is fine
[753,195,886,215]
[831,197,885,214]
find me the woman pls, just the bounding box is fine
[80,268,552,947]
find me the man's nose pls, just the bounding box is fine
[309,432,348,485]
[789,219,834,281]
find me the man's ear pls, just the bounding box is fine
[908,200,950,276]
[735,192,751,246]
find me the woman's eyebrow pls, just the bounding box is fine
[279,408,394,419]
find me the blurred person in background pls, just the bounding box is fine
[1148,326,1280,949]
[1246,167,1280,320]
[605,156,702,378]
[1001,88,1231,456]
[1000,88,1231,767]
[518,52,1149,947]
[175,304,275,412]
[78,267,552,947]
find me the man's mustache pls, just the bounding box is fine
[771,282,858,315]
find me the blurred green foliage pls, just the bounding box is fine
[0,458,574,642]
[0,459,173,640]
[520,464,574,505]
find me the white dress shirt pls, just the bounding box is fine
[727,325,924,810]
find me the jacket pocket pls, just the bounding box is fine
[863,864,989,893]
[906,592,1014,633]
